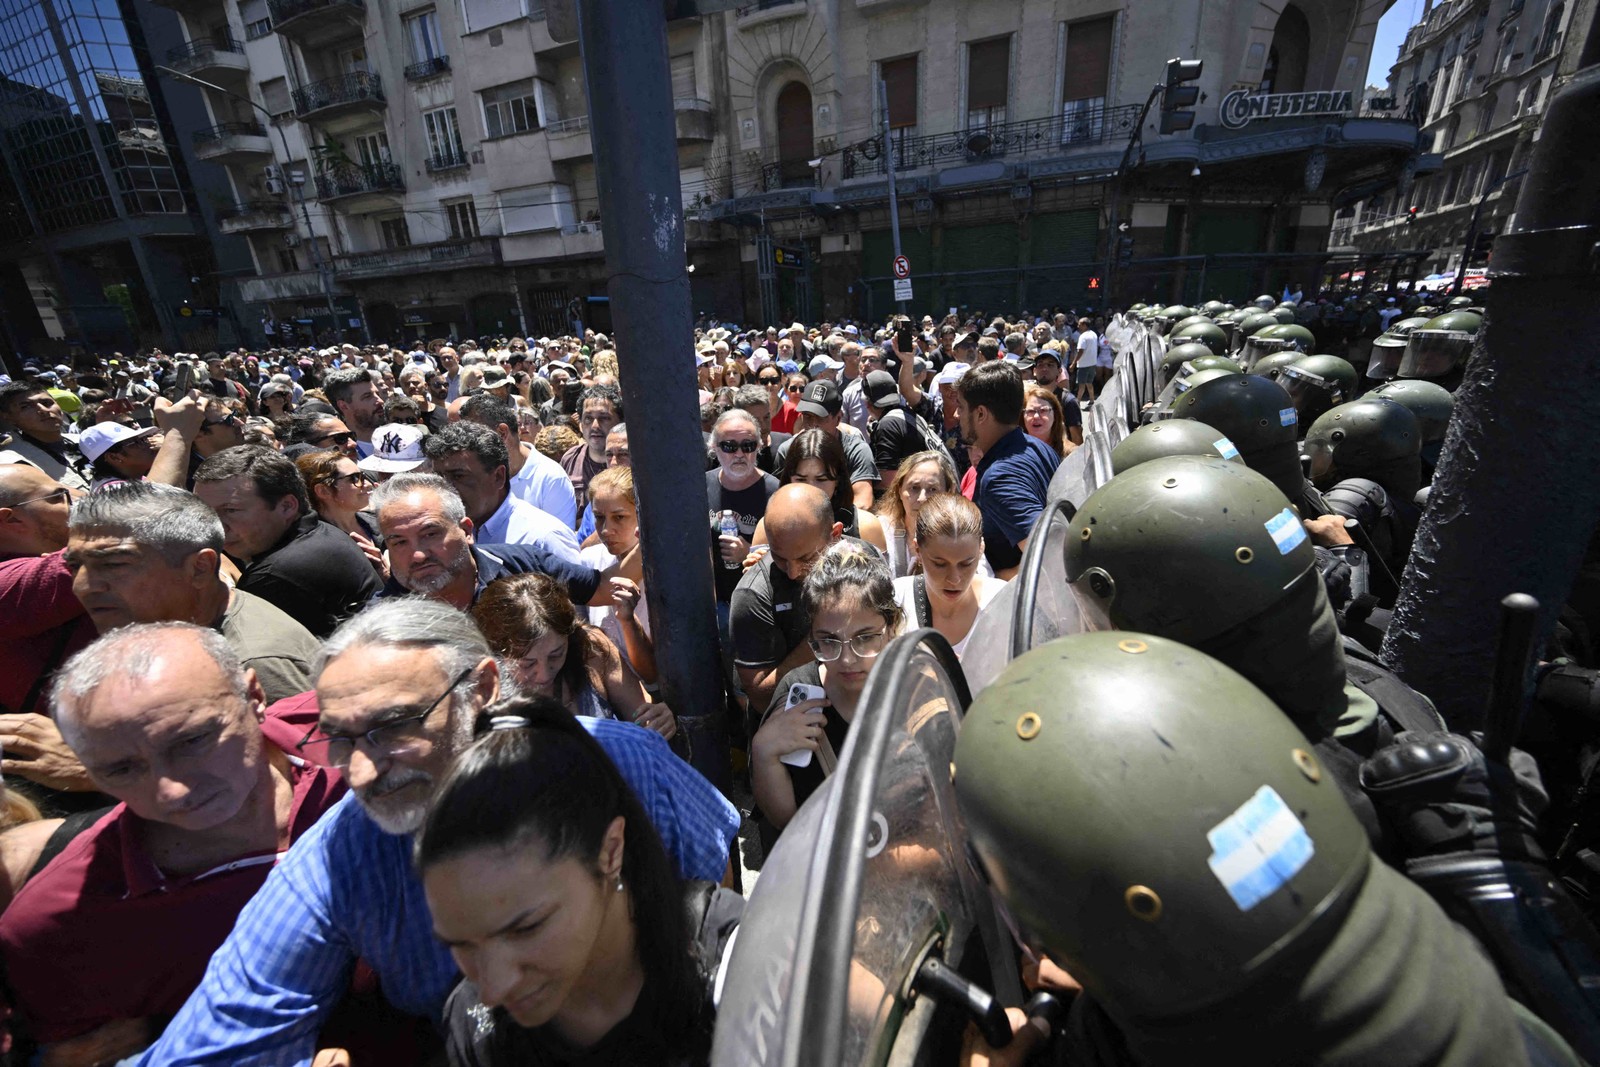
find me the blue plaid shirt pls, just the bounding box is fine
[132,718,739,1066]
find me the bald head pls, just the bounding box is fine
[764,484,840,582]
[0,463,71,557]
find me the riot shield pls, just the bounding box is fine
[711,631,1021,1067]
[1007,498,1101,660]
[1045,437,1093,509]
[958,582,1021,695]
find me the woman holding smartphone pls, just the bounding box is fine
[750,544,902,847]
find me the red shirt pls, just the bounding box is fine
[0,551,95,714]
[0,700,345,1044]
[771,399,801,435]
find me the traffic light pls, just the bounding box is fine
[1116,235,1135,268]
[1160,58,1204,135]
[1087,276,1102,291]
[1405,206,1419,226]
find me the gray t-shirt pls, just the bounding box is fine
[220,588,320,703]
[772,429,880,488]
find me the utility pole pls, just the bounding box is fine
[1447,167,1528,300]
[1381,24,1600,731]
[573,0,728,790]
[878,78,908,316]
[155,65,343,342]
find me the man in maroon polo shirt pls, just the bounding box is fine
[0,622,345,1064]
[0,463,90,720]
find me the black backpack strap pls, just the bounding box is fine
[1342,641,1447,734]
[913,575,933,629]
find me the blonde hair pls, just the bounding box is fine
[914,492,983,548]
[588,465,636,507]
[876,451,959,532]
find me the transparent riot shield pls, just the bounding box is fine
[1045,439,1093,509]
[958,582,1021,695]
[1006,498,1100,661]
[711,631,1021,1067]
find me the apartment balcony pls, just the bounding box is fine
[404,55,450,82]
[546,115,592,161]
[267,0,365,46]
[674,98,714,142]
[424,148,471,174]
[145,0,215,12]
[314,160,404,211]
[217,200,295,234]
[238,269,334,304]
[164,37,250,81]
[736,0,807,31]
[292,71,386,130]
[334,238,500,281]
[192,121,273,164]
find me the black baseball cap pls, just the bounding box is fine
[864,370,903,409]
[797,379,842,418]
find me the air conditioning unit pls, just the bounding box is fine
[263,165,281,180]
[284,232,301,247]
[264,177,285,194]
[576,221,598,234]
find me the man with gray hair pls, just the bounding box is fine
[372,473,633,608]
[131,597,740,1065]
[66,482,319,706]
[422,422,581,559]
[0,622,343,1066]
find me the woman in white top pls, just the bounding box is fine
[892,492,1006,658]
[874,450,960,579]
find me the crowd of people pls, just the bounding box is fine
[2,280,1588,1067]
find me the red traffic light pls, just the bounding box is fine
[1405,205,1418,226]
[1087,276,1102,290]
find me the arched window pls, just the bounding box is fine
[774,81,814,188]
[1263,4,1311,93]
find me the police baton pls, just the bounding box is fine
[1484,592,1541,764]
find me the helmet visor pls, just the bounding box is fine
[1367,337,1406,379]
[1398,330,1472,379]
[1303,434,1337,484]
[1280,365,1338,408]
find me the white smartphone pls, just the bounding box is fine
[778,682,827,768]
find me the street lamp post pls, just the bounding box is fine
[1448,167,1529,300]
[154,64,342,342]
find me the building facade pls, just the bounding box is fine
[0,0,257,362]
[1338,0,1576,278]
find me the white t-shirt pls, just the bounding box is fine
[1075,330,1098,369]
[582,543,651,673]
[893,574,1008,658]
[1097,335,1115,368]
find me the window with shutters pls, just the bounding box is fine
[404,9,444,63]
[446,199,480,240]
[670,53,698,102]
[481,79,539,139]
[380,216,411,250]
[274,247,298,273]
[966,37,1009,128]
[259,77,292,118]
[880,54,918,163]
[1061,15,1113,143]
[354,131,390,169]
[241,0,272,39]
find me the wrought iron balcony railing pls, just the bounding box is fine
[166,36,244,64]
[404,55,450,81]
[218,199,292,220]
[292,71,385,117]
[267,0,364,24]
[840,105,1141,181]
[425,149,469,172]
[314,160,404,200]
[193,121,268,144]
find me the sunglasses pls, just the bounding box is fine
[311,431,354,446]
[759,376,781,385]
[785,384,804,394]
[717,439,760,455]
[202,412,238,429]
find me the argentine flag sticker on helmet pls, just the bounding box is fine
[1214,437,1240,460]
[1263,508,1308,555]
[1206,785,1315,911]
[1279,407,1297,427]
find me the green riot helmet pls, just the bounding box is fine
[1280,354,1357,428]
[1157,305,1195,334]
[1065,456,1314,644]
[1110,419,1245,475]
[1129,302,1149,312]
[1159,342,1216,386]
[1303,398,1422,501]
[1252,349,1304,382]
[1414,305,1441,317]
[1065,454,1351,735]
[1188,354,1243,374]
[1447,295,1475,309]
[1398,311,1481,380]
[1373,379,1455,466]
[1270,306,1297,324]
[1366,331,1409,380]
[1175,374,1304,504]
[1253,294,1277,309]
[1172,314,1214,334]
[1257,322,1317,352]
[1171,366,1237,397]
[1169,321,1230,355]
[1388,316,1430,337]
[954,631,1370,1021]
[1202,300,1229,316]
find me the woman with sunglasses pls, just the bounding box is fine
[419,698,741,1067]
[294,449,380,545]
[770,373,807,438]
[707,409,780,629]
[750,544,901,847]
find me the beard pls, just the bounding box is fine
[355,699,476,835]
[403,540,474,595]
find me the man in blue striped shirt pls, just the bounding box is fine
[131,597,739,1066]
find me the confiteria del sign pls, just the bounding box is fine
[1219,89,1354,129]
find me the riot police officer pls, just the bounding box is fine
[1280,354,1359,432]
[1373,378,1455,480]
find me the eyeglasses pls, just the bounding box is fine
[310,431,354,446]
[809,631,888,662]
[327,470,372,489]
[9,487,70,509]
[201,412,238,430]
[717,439,760,455]
[297,667,474,768]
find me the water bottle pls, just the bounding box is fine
[719,510,741,569]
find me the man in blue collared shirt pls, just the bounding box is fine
[956,361,1061,578]
[422,422,581,563]
[131,596,738,1066]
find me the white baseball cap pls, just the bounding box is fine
[358,423,429,473]
[934,361,971,387]
[79,421,159,463]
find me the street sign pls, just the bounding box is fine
[892,255,910,279]
[893,278,914,302]
[773,245,807,271]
